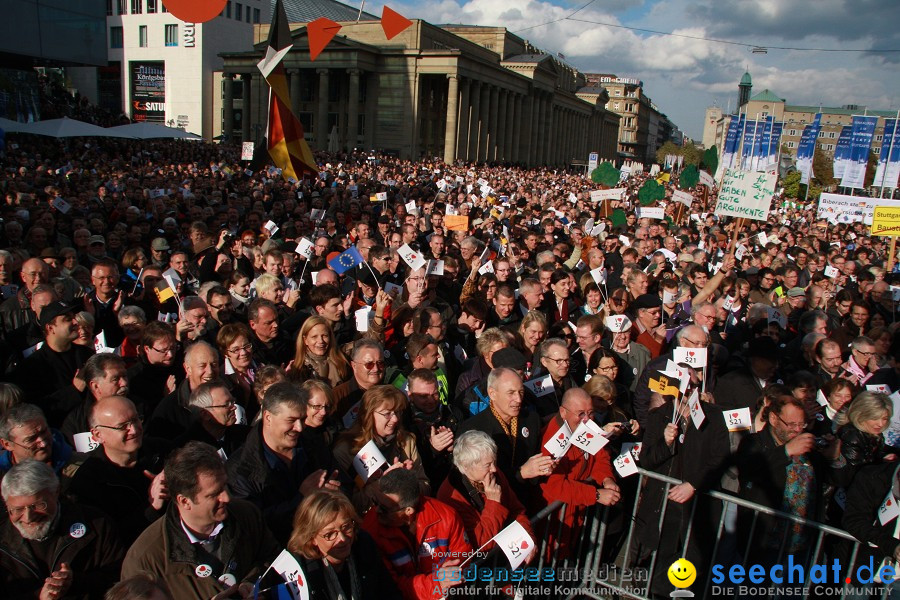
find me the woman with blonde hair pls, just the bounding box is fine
[519,310,548,366]
[288,316,350,387]
[836,391,895,478]
[333,385,430,513]
[285,490,398,599]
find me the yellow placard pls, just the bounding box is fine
[871,206,900,237]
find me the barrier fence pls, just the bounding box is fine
[456,468,890,600]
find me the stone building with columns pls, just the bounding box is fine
[217,20,620,165]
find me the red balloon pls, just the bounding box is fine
[164,0,227,23]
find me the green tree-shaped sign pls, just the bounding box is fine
[591,163,621,188]
[638,180,665,205]
[702,146,718,175]
[610,209,627,228]
[679,165,699,190]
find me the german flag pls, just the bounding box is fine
[257,0,317,181]
[154,279,175,304]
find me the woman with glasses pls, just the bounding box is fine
[288,316,351,388]
[437,430,532,550]
[299,379,342,481]
[217,323,258,417]
[587,348,635,415]
[333,385,430,513]
[282,490,398,599]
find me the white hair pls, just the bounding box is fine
[452,430,497,474]
[1,460,58,501]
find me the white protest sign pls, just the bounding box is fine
[295,238,314,259]
[724,407,752,432]
[524,375,554,397]
[269,549,311,600]
[673,347,708,369]
[264,220,279,236]
[636,207,665,220]
[405,200,417,214]
[722,295,735,311]
[569,420,609,455]
[426,259,444,276]
[824,265,839,278]
[867,384,892,394]
[352,439,387,482]
[51,197,72,214]
[384,282,403,297]
[699,171,715,188]
[757,232,768,246]
[714,168,776,221]
[590,188,625,202]
[342,400,361,429]
[398,244,426,271]
[492,521,534,571]
[613,451,639,477]
[673,190,693,207]
[241,142,255,161]
[590,267,607,286]
[543,421,573,459]
[687,389,705,429]
[817,193,867,224]
[375,192,388,202]
[767,307,787,329]
[73,432,100,453]
[478,261,494,275]
[354,307,373,333]
[880,492,900,525]
[310,208,325,221]
[605,315,631,332]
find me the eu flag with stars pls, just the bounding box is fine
[328,246,364,275]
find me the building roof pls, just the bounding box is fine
[278,0,377,22]
[785,105,899,118]
[740,71,752,86]
[748,89,785,103]
[503,53,552,63]
[577,86,606,94]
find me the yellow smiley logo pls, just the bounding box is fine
[667,558,696,588]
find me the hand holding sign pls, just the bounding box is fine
[492,521,535,570]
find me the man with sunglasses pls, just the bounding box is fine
[63,395,171,545]
[334,339,387,428]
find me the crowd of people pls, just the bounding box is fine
[0,128,898,600]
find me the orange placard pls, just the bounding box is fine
[163,0,227,23]
[382,6,413,40]
[445,215,469,231]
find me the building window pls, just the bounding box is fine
[358,114,365,137]
[788,129,797,136]
[107,0,113,16]
[131,0,142,14]
[165,24,178,46]
[254,8,260,23]
[110,26,124,48]
[117,0,126,14]
[147,0,157,12]
[874,146,881,155]
[613,102,620,110]
[828,131,836,139]
[246,6,252,22]
[226,1,231,18]
[235,3,242,20]
[299,112,313,135]
[787,141,795,149]
[876,135,883,142]
[139,25,148,47]
[826,144,834,151]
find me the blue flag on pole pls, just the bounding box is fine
[327,246,364,275]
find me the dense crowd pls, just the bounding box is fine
[0,129,898,600]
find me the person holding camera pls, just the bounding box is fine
[735,394,849,567]
[403,368,462,486]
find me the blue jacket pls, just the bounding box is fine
[0,429,73,476]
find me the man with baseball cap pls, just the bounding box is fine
[12,301,94,426]
[150,238,171,268]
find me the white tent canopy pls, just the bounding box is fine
[0,118,29,133]
[21,118,133,138]
[106,122,201,140]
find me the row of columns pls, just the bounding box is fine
[222,68,367,150]
[443,76,600,166]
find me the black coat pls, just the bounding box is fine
[715,367,766,412]
[226,422,337,545]
[62,440,171,545]
[0,500,125,599]
[11,343,94,426]
[841,463,900,568]
[280,531,400,600]
[457,406,543,511]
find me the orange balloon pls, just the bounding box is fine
[164,0,227,23]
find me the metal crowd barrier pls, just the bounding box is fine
[456,468,883,600]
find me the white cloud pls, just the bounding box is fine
[362,0,900,140]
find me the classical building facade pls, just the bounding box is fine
[217,20,620,165]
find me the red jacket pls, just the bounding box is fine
[540,415,615,507]
[539,415,615,558]
[362,497,472,600]
[436,468,533,550]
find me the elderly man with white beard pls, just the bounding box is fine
[0,460,124,598]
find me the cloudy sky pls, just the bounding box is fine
[360,0,900,142]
